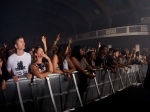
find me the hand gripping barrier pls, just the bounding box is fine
[0,65,147,112]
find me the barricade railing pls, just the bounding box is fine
[0,65,147,112]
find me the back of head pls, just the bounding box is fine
[109,48,114,53]
[121,51,126,55]
[57,44,68,56]
[71,46,82,61]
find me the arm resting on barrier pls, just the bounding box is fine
[83,57,95,73]
[66,57,76,73]
[70,57,95,79]
[30,65,50,79]
[52,54,64,74]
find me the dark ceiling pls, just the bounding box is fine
[1,0,150,47]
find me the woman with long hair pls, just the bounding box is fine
[86,50,101,69]
[70,46,95,99]
[30,46,53,79]
[52,44,76,80]
[70,46,95,78]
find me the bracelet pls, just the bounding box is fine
[54,41,57,45]
[48,72,51,74]
[85,72,88,76]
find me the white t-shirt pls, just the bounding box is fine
[7,52,31,77]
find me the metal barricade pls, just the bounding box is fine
[0,65,148,112]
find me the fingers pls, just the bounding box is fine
[26,74,32,79]
[88,74,95,79]
[13,76,19,82]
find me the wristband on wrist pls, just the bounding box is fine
[48,72,51,74]
[54,41,57,45]
[97,66,100,69]
[85,72,88,76]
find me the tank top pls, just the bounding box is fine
[57,59,69,70]
[32,63,47,73]
[78,59,86,70]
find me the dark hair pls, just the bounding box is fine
[136,51,140,56]
[113,49,119,53]
[121,51,126,55]
[57,44,68,70]
[99,45,107,53]
[71,46,83,61]
[109,48,114,52]
[13,36,23,46]
[86,51,95,61]
[33,46,44,63]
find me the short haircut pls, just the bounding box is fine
[13,36,23,46]
[99,45,107,52]
[121,51,126,55]
[109,48,114,52]
[113,49,119,53]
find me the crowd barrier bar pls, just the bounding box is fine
[0,65,147,112]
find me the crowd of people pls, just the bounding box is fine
[0,34,148,94]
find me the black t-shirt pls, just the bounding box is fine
[106,55,113,64]
[95,55,111,67]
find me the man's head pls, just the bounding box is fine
[99,45,108,55]
[13,36,25,50]
[108,48,114,55]
[113,49,119,58]
[136,51,140,57]
[121,51,127,58]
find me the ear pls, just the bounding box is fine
[34,53,38,57]
[14,44,17,49]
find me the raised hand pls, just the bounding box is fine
[68,38,72,44]
[0,59,3,68]
[56,34,60,42]
[132,48,135,51]
[3,43,7,48]
[98,42,101,48]
[42,36,46,44]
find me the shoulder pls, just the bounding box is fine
[24,52,31,57]
[53,54,58,58]
[8,53,16,59]
[7,53,17,62]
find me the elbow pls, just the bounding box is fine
[36,74,43,79]
[38,76,43,79]
[35,73,43,79]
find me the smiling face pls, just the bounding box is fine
[35,47,44,58]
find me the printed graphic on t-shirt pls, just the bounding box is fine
[15,61,28,76]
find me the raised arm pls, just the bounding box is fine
[42,36,47,54]
[50,34,60,52]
